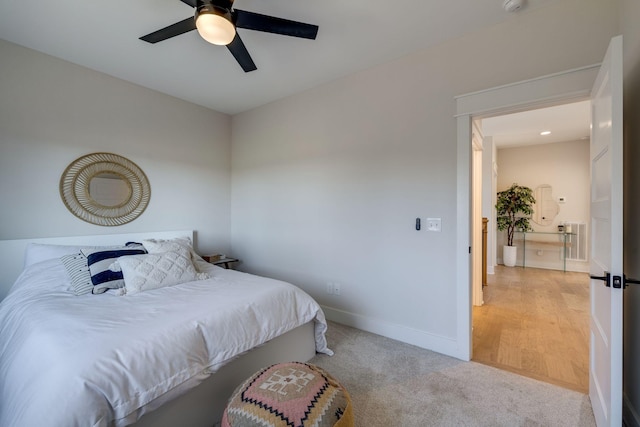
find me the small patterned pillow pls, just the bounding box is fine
[118,247,209,296]
[81,243,147,294]
[60,252,93,295]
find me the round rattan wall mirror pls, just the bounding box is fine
[60,153,150,226]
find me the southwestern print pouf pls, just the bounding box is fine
[222,362,354,427]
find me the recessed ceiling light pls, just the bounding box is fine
[540,131,551,136]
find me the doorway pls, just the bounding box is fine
[457,37,624,425]
[470,101,592,392]
[453,64,601,362]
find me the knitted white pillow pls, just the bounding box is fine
[141,237,208,272]
[118,247,209,296]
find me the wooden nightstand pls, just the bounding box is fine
[201,255,239,269]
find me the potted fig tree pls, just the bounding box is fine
[496,183,536,267]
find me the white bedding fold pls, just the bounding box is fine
[0,259,331,427]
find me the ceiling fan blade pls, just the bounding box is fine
[179,0,197,7]
[140,17,196,43]
[233,9,318,40]
[226,34,257,72]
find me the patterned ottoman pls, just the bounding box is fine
[222,362,354,427]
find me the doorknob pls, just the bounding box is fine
[590,272,640,289]
[610,275,640,289]
[590,272,610,287]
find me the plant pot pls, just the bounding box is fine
[503,245,517,267]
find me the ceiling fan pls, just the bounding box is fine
[139,0,319,72]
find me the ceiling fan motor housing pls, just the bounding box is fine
[198,0,234,12]
[196,3,232,21]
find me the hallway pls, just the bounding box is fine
[472,266,589,393]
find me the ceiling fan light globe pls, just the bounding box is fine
[196,11,235,46]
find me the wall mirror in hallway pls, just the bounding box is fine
[532,184,559,226]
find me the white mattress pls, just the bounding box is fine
[0,258,331,427]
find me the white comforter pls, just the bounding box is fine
[0,259,331,427]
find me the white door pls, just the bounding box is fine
[589,35,623,427]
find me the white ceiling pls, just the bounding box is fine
[481,100,591,148]
[0,0,560,115]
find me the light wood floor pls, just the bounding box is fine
[472,265,590,393]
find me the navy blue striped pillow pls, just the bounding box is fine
[81,243,147,294]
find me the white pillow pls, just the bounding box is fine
[25,243,84,268]
[142,237,208,272]
[118,247,209,296]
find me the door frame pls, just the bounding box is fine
[454,63,601,360]
[471,122,484,307]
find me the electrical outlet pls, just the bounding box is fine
[333,282,341,296]
[427,218,441,232]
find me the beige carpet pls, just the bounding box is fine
[309,321,595,427]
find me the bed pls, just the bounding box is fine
[0,230,332,427]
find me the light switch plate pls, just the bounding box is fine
[427,218,441,232]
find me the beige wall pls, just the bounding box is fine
[496,140,590,272]
[0,39,232,256]
[231,0,620,356]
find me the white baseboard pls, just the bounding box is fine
[321,305,463,360]
[624,393,640,427]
